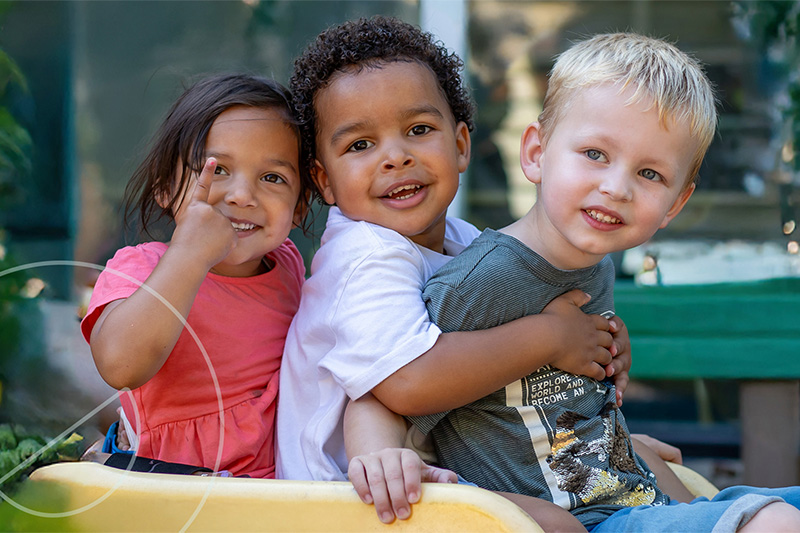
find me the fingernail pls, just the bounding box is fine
[397,507,410,520]
[381,512,394,524]
[363,495,373,504]
[408,491,419,503]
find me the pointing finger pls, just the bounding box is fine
[192,157,216,204]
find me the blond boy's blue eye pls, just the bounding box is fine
[640,169,661,181]
[586,149,604,161]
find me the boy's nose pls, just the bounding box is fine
[382,145,414,170]
[224,178,258,207]
[598,170,633,202]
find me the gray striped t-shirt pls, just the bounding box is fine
[409,229,668,529]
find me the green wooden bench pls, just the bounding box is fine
[615,277,800,488]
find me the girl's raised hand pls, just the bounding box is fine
[170,158,237,271]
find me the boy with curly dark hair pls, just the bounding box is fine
[276,16,634,529]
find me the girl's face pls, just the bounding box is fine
[174,106,303,277]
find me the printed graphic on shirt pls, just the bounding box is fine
[509,366,658,509]
[548,405,657,507]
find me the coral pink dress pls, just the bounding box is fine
[82,239,304,478]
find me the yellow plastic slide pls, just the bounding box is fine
[6,461,717,532]
[15,462,542,532]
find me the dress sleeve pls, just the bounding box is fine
[80,244,162,343]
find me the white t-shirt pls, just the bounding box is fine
[276,207,480,481]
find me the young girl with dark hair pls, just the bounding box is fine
[81,73,310,478]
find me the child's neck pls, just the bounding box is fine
[500,209,602,271]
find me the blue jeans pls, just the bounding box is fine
[590,485,800,532]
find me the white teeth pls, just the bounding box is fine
[231,222,256,231]
[387,184,421,199]
[586,210,621,224]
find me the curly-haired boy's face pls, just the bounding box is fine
[312,61,470,252]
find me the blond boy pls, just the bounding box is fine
[401,33,800,532]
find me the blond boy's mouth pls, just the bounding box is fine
[585,209,622,225]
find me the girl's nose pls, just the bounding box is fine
[382,143,414,171]
[224,177,258,207]
[598,170,633,202]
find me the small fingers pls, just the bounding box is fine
[191,157,217,204]
[363,460,395,524]
[347,458,374,504]
[422,465,458,485]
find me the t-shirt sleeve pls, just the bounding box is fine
[79,245,161,344]
[406,271,475,433]
[318,240,443,401]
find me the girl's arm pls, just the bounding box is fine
[372,289,617,416]
[90,159,236,390]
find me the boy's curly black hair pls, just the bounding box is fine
[290,15,475,195]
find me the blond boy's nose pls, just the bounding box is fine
[598,171,633,202]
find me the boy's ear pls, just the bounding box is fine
[312,160,336,205]
[455,121,471,173]
[660,182,696,229]
[520,122,545,184]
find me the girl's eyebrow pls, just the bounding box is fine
[204,151,298,175]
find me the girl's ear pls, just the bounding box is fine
[292,190,311,227]
[455,121,471,174]
[660,182,696,229]
[312,160,336,205]
[155,185,174,210]
[520,122,545,185]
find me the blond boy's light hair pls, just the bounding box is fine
[539,33,718,186]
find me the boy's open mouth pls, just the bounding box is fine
[384,184,422,200]
[585,209,621,224]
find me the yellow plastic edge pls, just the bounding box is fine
[27,462,543,532]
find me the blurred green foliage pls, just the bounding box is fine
[734,1,800,161]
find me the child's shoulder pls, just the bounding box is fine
[106,241,168,268]
[267,238,306,281]
[322,208,417,253]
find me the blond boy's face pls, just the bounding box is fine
[520,83,698,270]
[312,61,470,252]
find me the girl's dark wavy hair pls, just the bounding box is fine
[123,73,313,238]
[290,15,475,199]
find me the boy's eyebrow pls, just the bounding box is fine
[328,105,447,146]
[400,104,445,122]
[329,120,373,147]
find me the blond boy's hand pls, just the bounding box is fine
[606,315,632,405]
[541,289,614,382]
[348,448,457,524]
